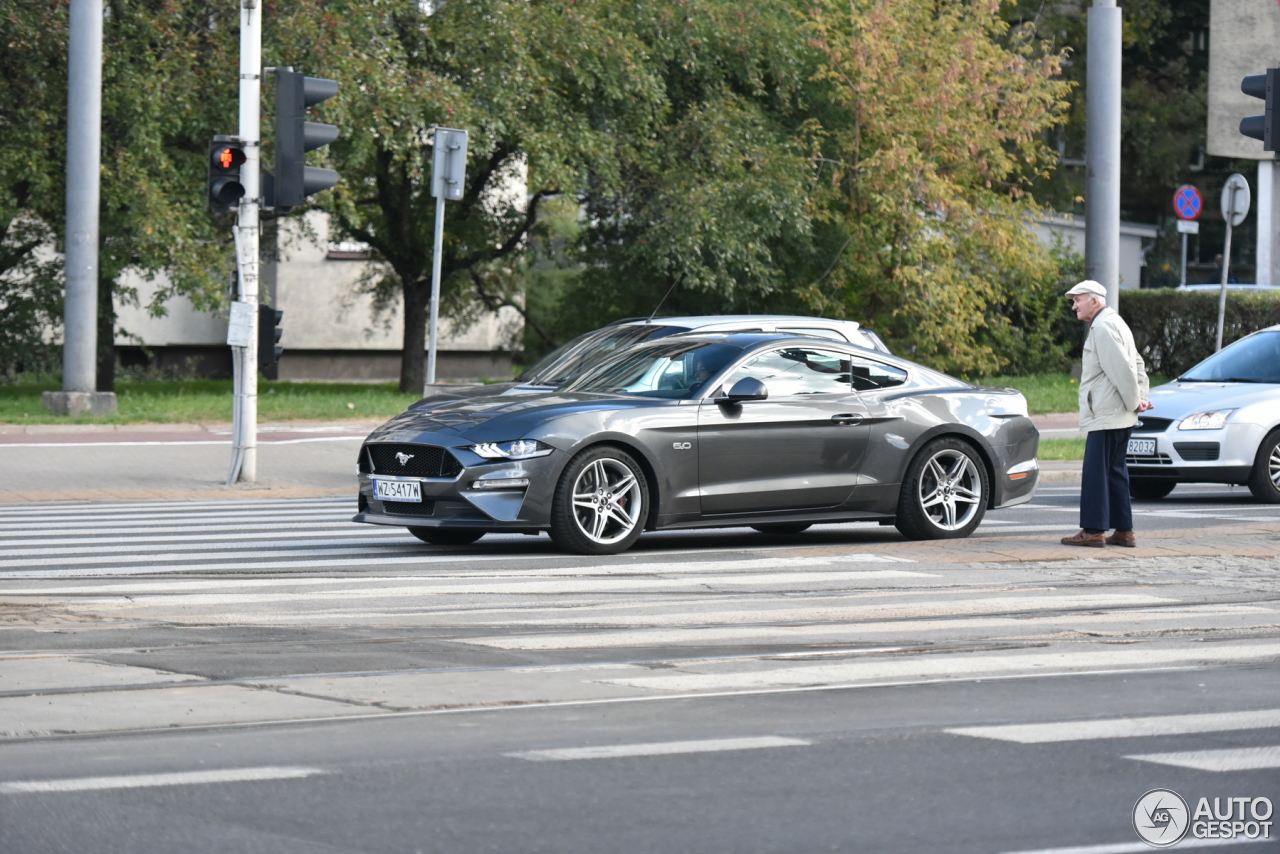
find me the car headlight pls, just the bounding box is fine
[469,439,554,460]
[1178,409,1234,430]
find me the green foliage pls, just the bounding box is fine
[802,0,1073,375]
[1119,289,1280,377]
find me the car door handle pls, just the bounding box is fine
[831,414,864,425]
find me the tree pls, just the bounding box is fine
[271,0,815,391]
[801,0,1072,375]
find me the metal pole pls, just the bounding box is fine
[1085,0,1122,308]
[427,193,445,385]
[234,0,261,482]
[1180,233,1188,287]
[62,0,103,394]
[1216,187,1238,353]
[1258,160,1273,287]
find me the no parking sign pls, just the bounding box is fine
[1174,184,1202,220]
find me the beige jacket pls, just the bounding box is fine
[1078,307,1149,432]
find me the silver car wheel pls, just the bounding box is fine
[570,457,643,545]
[1270,444,1280,488]
[917,449,983,531]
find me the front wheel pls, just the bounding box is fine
[408,528,486,546]
[1129,478,1176,500]
[1248,429,1280,503]
[895,438,988,540]
[549,446,649,555]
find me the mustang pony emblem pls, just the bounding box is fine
[395,452,414,466]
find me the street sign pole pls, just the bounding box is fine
[426,128,468,387]
[1181,232,1188,287]
[228,0,262,484]
[1217,173,1251,352]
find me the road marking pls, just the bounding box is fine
[602,642,1280,692]
[1126,745,1280,772]
[0,435,362,448]
[999,835,1267,853]
[0,766,325,793]
[947,709,1280,743]
[507,736,809,761]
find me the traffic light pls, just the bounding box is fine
[258,304,283,371]
[207,136,246,213]
[273,69,339,210]
[1240,69,1280,150]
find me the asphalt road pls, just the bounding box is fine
[0,488,1277,853]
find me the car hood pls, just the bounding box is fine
[1146,380,1280,420]
[370,392,671,443]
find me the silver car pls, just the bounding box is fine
[413,315,889,409]
[1129,324,1280,501]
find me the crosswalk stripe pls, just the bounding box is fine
[0,515,355,533]
[1125,745,1280,772]
[947,709,1280,743]
[0,528,406,548]
[0,766,325,793]
[507,736,809,761]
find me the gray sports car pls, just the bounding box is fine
[353,333,1040,554]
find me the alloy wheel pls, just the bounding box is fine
[917,449,983,531]
[570,457,644,545]
[1270,443,1280,488]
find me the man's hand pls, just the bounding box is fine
[1137,400,1154,412]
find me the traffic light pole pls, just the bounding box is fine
[1085,0,1122,308]
[228,0,262,484]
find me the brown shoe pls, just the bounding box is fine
[1106,530,1136,548]
[1061,530,1106,548]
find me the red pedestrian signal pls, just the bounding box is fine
[207,136,246,213]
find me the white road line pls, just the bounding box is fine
[603,642,1280,692]
[0,516,355,533]
[0,528,406,548]
[0,766,326,793]
[1126,745,1280,772]
[0,498,349,515]
[0,535,415,558]
[0,435,362,448]
[507,736,809,761]
[999,835,1267,853]
[947,709,1280,743]
[0,509,354,526]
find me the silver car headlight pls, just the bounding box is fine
[469,439,554,460]
[1178,409,1235,430]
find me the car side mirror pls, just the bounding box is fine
[724,377,768,402]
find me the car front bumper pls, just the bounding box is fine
[352,444,565,531]
[1125,421,1263,484]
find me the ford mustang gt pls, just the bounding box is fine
[353,333,1039,554]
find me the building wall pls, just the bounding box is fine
[111,212,520,381]
[1032,216,1160,290]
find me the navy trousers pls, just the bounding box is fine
[1081,427,1133,532]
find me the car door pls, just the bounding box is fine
[697,346,871,514]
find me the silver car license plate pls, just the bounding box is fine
[374,478,421,502]
[1127,438,1156,456]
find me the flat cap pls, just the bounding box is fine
[1065,280,1107,298]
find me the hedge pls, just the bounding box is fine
[1117,289,1280,377]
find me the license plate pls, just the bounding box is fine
[374,478,422,502]
[1127,438,1156,456]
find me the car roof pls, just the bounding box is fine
[622,315,862,330]
[647,330,891,358]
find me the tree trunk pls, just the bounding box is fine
[96,275,115,392]
[400,278,429,393]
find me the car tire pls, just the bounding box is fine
[549,445,649,555]
[1129,478,1176,501]
[750,523,813,535]
[408,527,486,546]
[895,438,988,540]
[1247,429,1280,503]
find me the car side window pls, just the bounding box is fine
[849,358,907,391]
[723,347,852,396]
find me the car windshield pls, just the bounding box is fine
[1178,330,1280,383]
[518,325,688,385]
[562,342,744,399]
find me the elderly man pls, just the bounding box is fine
[1061,280,1153,548]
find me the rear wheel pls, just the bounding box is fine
[1248,429,1280,503]
[1129,478,1176,500]
[895,438,987,540]
[750,523,813,535]
[408,528,486,546]
[549,446,649,555]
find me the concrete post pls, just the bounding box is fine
[1256,159,1280,286]
[44,0,117,416]
[1085,0,1122,307]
